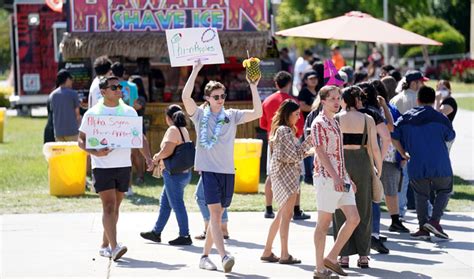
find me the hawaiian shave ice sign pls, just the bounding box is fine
[69,0,268,32]
[83,115,143,149]
[166,28,224,67]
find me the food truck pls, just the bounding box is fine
[61,0,279,151]
[9,0,66,115]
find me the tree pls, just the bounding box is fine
[431,0,470,52]
[276,0,472,55]
[0,9,11,73]
[402,16,465,57]
[275,0,434,53]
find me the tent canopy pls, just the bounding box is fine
[276,11,442,46]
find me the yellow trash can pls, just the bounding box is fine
[0,107,6,143]
[234,139,263,193]
[43,142,87,196]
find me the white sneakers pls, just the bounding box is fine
[99,247,111,258]
[199,256,217,270]
[199,255,235,273]
[111,244,128,261]
[222,255,235,273]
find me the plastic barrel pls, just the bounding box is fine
[233,139,263,193]
[43,142,87,196]
[0,107,5,143]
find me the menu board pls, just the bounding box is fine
[61,59,92,101]
[257,59,281,100]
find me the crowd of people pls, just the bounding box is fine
[44,46,458,277]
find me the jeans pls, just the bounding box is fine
[372,202,381,235]
[398,165,409,217]
[411,177,453,227]
[303,155,314,181]
[153,170,192,236]
[195,176,228,223]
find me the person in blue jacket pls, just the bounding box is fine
[391,86,455,241]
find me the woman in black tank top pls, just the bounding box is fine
[333,86,382,268]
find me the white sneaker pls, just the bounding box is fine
[99,247,111,258]
[112,244,128,261]
[222,255,235,273]
[199,256,217,270]
[125,188,134,197]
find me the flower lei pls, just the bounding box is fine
[199,106,226,150]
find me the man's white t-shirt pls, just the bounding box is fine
[293,57,310,91]
[79,103,138,169]
[88,77,102,108]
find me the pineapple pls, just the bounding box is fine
[242,57,261,83]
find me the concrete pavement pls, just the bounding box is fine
[1,211,473,278]
[451,108,474,182]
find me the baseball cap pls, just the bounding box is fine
[405,70,429,83]
[303,70,318,81]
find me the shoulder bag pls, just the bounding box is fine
[163,127,195,174]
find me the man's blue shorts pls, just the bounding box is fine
[201,171,235,208]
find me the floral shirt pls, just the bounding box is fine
[311,111,350,182]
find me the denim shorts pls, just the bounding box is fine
[201,171,235,208]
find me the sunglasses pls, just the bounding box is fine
[106,84,123,91]
[210,93,227,101]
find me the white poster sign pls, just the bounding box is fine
[166,27,225,67]
[82,115,143,149]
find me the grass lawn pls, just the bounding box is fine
[456,97,474,111]
[1,116,472,214]
[425,80,474,94]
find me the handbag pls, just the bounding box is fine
[365,115,384,203]
[163,126,195,174]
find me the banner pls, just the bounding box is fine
[69,0,268,32]
[83,115,143,149]
[166,28,224,67]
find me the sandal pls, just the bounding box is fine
[313,268,339,279]
[194,232,206,240]
[260,252,280,263]
[324,258,348,276]
[338,256,349,268]
[357,256,370,268]
[279,255,301,265]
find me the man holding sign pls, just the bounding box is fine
[78,76,153,261]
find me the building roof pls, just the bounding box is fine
[61,31,269,59]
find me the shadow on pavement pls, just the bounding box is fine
[442,213,474,222]
[116,257,186,270]
[371,253,442,265]
[435,241,474,251]
[225,272,269,279]
[351,267,432,279]
[176,244,208,254]
[383,240,446,255]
